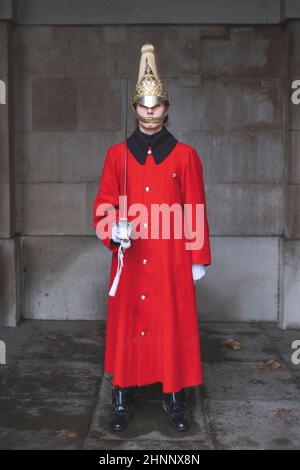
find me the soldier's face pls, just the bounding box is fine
[136,102,167,133]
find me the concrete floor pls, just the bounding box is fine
[0,320,300,450]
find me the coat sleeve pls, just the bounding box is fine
[181,148,212,266]
[93,147,121,254]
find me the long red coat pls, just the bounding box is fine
[93,139,211,393]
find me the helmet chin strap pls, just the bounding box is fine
[132,105,169,124]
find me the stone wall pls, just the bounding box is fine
[0,0,300,327]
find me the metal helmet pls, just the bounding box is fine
[131,44,170,124]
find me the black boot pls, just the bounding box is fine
[161,389,191,431]
[109,386,133,432]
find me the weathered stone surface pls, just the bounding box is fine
[198,237,279,322]
[14,131,123,183]
[206,184,284,235]
[32,78,77,131]
[21,236,109,320]
[287,185,300,238]
[14,0,282,25]
[282,240,300,329]
[0,238,21,327]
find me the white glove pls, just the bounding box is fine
[111,223,121,243]
[192,264,206,282]
[111,220,133,244]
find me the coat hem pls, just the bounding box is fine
[105,371,202,393]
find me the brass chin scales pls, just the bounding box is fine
[134,111,169,124]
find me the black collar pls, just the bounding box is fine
[126,126,178,165]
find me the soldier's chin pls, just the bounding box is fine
[137,114,165,125]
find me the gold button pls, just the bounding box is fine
[141,294,146,300]
[145,186,150,192]
[172,172,177,178]
[143,222,148,228]
[140,331,145,336]
[142,259,148,264]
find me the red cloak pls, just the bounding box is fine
[93,140,211,393]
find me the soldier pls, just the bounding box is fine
[93,44,211,432]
